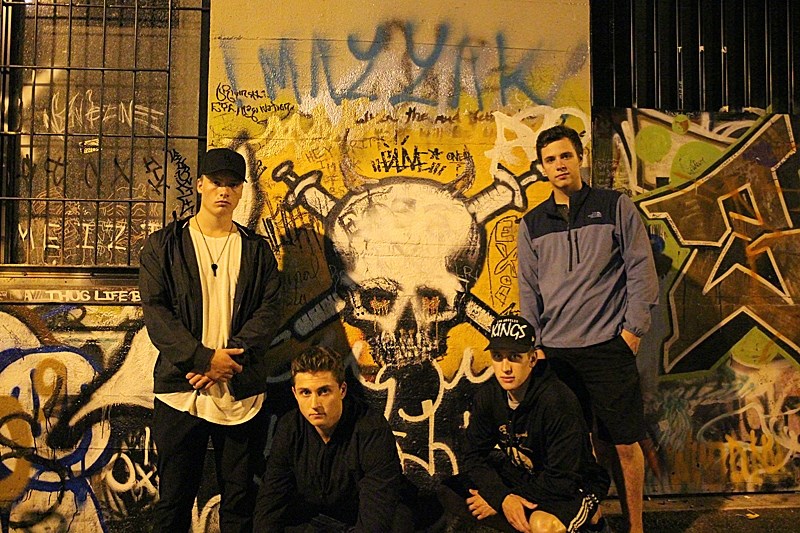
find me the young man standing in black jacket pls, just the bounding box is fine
[139,148,281,533]
[254,346,412,532]
[440,316,610,533]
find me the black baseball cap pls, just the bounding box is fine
[485,316,536,352]
[200,148,246,183]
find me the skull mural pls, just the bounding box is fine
[271,148,539,367]
[329,179,482,366]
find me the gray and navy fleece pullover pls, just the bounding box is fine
[518,183,658,349]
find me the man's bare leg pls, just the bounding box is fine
[594,438,644,533]
[615,442,644,533]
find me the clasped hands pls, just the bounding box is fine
[467,489,537,532]
[186,347,244,391]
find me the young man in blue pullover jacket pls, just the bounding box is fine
[518,125,659,533]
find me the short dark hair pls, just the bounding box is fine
[536,125,583,163]
[291,345,346,385]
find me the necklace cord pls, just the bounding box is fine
[194,218,234,277]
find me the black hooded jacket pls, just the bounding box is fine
[139,217,282,400]
[463,361,610,512]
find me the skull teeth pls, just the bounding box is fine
[369,330,440,366]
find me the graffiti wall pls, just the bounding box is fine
[0,297,159,532]
[208,1,591,489]
[207,0,591,495]
[6,2,203,267]
[4,0,799,531]
[0,1,593,530]
[593,108,800,493]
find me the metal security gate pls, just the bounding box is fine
[0,0,209,267]
[591,0,800,113]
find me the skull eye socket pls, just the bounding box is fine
[363,287,396,316]
[418,287,449,317]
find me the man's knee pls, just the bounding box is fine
[528,510,566,533]
[391,502,415,533]
[615,441,643,465]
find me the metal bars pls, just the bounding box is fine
[0,0,209,266]
[592,0,799,113]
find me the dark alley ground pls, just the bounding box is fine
[603,492,800,532]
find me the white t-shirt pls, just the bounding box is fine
[156,224,264,425]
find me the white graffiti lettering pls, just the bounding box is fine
[490,321,528,340]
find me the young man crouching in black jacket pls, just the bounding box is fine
[440,316,611,533]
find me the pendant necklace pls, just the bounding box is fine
[195,217,233,277]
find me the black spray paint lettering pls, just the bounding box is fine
[210,100,295,122]
[215,83,270,103]
[169,148,195,217]
[370,142,448,176]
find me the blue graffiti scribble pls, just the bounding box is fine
[259,39,301,103]
[389,23,449,106]
[496,33,538,106]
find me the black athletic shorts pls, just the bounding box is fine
[545,335,647,445]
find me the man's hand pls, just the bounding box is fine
[466,489,497,520]
[206,348,244,382]
[501,493,537,532]
[186,372,215,390]
[534,348,546,360]
[621,329,641,355]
